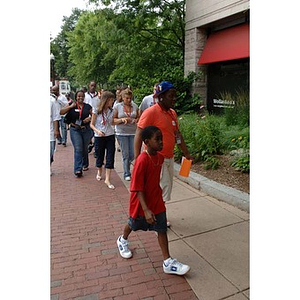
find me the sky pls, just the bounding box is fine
[50,0,90,39]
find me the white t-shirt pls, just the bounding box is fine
[139,94,157,112]
[57,94,68,116]
[50,95,61,141]
[84,92,100,112]
[92,108,115,137]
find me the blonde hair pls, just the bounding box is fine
[97,91,115,114]
[121,88,133,99]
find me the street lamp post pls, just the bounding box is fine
[50,53,55,87]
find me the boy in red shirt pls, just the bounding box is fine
[117,126,190,275]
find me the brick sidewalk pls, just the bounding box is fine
[51,137,197,300]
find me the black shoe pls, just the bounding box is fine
[74,171,83,177]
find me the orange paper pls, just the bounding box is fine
[179,157,192,177]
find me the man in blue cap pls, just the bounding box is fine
[134,81,192,226]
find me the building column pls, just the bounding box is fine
[184,27,208,105]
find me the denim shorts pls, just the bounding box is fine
[128,211,167,233]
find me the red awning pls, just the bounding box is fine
[198,23,249,65]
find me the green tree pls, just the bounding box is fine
[67,9,118,87]
[107,1,186,87]
[50,8,83,82]
[59,0,201,111]
[67,1,187,93]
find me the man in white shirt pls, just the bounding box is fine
[50,86,61,171]
[57,91,69,146]
[139,83,159,115]
[84,80,99,154]
[84,80,100,111]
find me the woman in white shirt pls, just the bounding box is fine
[90,91,116,189]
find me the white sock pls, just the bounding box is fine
[164,257,172,266]
[120,235,127,243]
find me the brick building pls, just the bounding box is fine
[184,0,250,112]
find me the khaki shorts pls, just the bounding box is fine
[160,158,174,202]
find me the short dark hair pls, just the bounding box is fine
[141,126,161,142]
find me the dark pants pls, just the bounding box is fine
[128,211,167,233]
[94,134,115,169]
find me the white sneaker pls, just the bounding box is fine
[117,236,132,259]
[124,176,131,181]
[163,258,190,275]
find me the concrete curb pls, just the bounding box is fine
[174,162,250,212]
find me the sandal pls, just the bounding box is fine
[105,182,115,190]
[96,173,102,181]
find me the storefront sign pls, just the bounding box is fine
[212,98,235,108]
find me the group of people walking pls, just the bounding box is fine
[50,80,193,276]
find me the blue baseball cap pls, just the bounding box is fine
[153,81,175,98]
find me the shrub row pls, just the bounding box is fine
[174,113,250,173]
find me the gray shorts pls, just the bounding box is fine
[128,211,167,233]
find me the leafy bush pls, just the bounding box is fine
[173,71,203,114]
[231,153,250,173]
[175,113,250,172]
[221,89,249,127]
[203,156,220,170]
[174,114,223,163]
[221,126,250,151]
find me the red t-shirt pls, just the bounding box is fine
[129,151,165,218]
[137,104,179,158]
